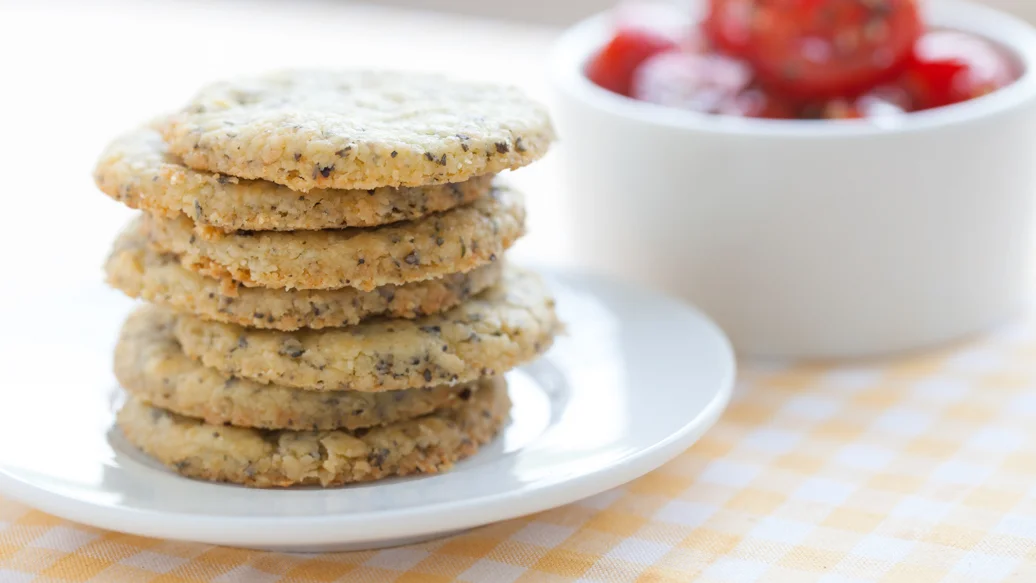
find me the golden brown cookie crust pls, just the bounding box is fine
[95,128,494,231]
[144,184,524,292]
[116,305,487,430]
[116,380,510,488]
[106,222,503,330]
[172,267,560,392]
[159,70,554,192]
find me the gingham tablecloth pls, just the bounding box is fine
[4,322,1036,583]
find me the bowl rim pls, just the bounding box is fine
[549,0,1036,137]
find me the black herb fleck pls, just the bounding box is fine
[405,252,419,265]
[319,165,334,178]
[391,150,398,158]
[336,146,353,157]
[459,388,472,401]
[238,336,249,348]
[438,153,447,166]
[515,137,526,152]
[495,142,509,154]
[279,339,305,358]
[424,152,435,162]
[368,448,389,468]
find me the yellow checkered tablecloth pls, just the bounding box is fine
[4,323,1036,583]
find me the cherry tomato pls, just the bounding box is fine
[703,0,754,56]
[632,51,753,113]
[587,29,678,96]
[900,30,1016,110]
[748,0,922,99]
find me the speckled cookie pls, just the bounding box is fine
[158,70,554,192]
[116,305,488,430]
[95,128,494,231]
[144,184,523,292]
[106,223,502,330]
[117,380,509,488]
[172,267,559,392]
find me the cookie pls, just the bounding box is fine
[158,70,554,192]
[144,184,524,291]
[115,305,487,430]
[106,223,502,330]
[95,128,494,231]
[117,379,509,488]
[172,267,559,392]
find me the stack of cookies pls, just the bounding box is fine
[93,70,559,488]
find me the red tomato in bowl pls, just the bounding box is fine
[632,50,754,113]
[587,29,678,96]
[703,0,754,56]
[900,30,1016,110]
[748,0,922,99]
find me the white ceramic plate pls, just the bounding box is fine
[0,269,734,551]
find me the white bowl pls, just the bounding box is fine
[549,0,1036,359]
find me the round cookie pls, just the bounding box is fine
[159,70,554,192]
[116,305,488,430]
[172,267,559,392]
[117,380,509,488]
[95,128,494,231]
[106,223,503,330]
[145,184,524,292]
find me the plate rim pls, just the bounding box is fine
[0,268,736,547]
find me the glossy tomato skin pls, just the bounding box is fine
[748,0,922,99]
[587,29,678,96]
[900,30,1016,110]
[703,0,754,56]
[631,50,754,113]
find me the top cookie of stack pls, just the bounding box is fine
[95,70,559,488]
[97,70,555,314]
